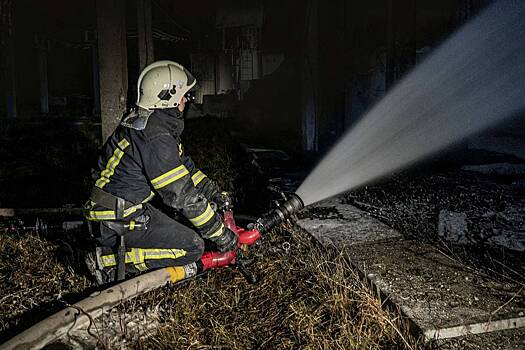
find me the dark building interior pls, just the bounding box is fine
[0,0,524,348]
[1,0,491,146]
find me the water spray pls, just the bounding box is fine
[297,1,525,206]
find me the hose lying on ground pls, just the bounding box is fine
[0,266,188,350]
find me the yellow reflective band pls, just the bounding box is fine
[189,204,214,227]
[118,138,130,148]
[143,248,187,260]
[123,206,139,217]
[134,248,147,271]
[178,143,183,156]
[85,204,142,221]
[101,248,146,270]
[142,191,155,203]
[151,165,189,189]
[95,138,130,189]
[129,221,135,230]
[101,255,116,266]
[136,262,148,271]
[191,170,207,187]
[86,210,116,221]
[100,248,187,269]
[208,223,224,238]
[101,252,134,267]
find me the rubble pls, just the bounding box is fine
[345,169,525,252]
[438,210,469,245]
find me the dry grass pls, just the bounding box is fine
[121,225,422,350]
[0,233,90,339]
[0,228,423,349]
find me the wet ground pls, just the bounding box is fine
[343,166,525,280]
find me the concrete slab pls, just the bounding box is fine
[296,196,525,343]
[297,196,401,246]
[349,240,525,339]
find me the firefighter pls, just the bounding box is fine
[84,60,237,284]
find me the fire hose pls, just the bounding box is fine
[0,193,304,350]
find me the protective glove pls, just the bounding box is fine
[212,191,233,211]
[211,226,238,252]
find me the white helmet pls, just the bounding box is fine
[136,60,197,110]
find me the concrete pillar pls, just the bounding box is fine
[4,5,17,119]
[37,37,49,115]
[96,0,128,141]
[137,0,154,71]
[301,0,319,152]
[6,37,17,119]
[91,45,101,117]
[318,0,346,149]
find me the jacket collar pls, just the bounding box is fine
[153,108,185,135]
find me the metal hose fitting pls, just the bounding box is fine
[255,193,304,234]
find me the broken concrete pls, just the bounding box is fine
[438,210,469,245]
[297,196,525,344]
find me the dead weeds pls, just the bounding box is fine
[123,225,422,349]
[0,233,90,339]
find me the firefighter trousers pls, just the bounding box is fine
[93,203,205,274]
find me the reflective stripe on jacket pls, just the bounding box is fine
[84,109,222,238]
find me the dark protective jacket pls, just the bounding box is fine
[84,108,224,240]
